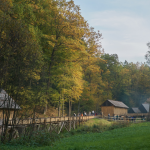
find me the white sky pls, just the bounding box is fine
[72,0,150,63]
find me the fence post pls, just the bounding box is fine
[79,116,80,127]
[73,116,75,129]
[49,117,51,132]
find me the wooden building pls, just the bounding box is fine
[101,99,129,116]
[128,107,141,113]
[0,89,21,123]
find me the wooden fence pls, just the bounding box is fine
[0,116,96,136]
[127,113,149,117]
[7,115,95,126]
[0,114,148,137]
[103,116,146,123]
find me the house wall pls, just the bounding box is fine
[101,106,128,116]
[114,107,128,116]
[0,109,14,120]
[0,110,2,120]
[101,106,114,116]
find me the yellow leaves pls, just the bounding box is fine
[1,0,13,7]
[0,9,3,15]
[120,68,129,75]
[48,41,55,47]
[43,34,58,43]
[85,64,100,74]
[1,31,6,39]
[49,35,57,41]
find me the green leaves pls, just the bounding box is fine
[1,0,149,116]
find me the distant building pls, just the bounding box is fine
[101,99,129,116]
[0,89,21,122]
[128,107,141,113]
[139,103,149,113]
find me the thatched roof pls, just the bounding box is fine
[101,99,129,109]
[0,89,21,110]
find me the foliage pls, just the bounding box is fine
[0,0,150,119]
[1,129,59,147]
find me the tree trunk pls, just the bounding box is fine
[78,98,80,115]
[69,97,72,117]
[69,99,71,117]
[62,93,64,117]
[58,100,61,117]
[43,104,47,115]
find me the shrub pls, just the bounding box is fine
[9,130,60,147]
[108,122,130,130]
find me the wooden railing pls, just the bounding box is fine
[127,113,149,117]
[7,115,96,126]
[103,116,146,122]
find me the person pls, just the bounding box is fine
[143,115,145,121]
[132,116,134,122]
[89,111,91,116]
[101,112,103,118]
[84,111,87,116]
[85,112,87,116]
[116,115,118,120]
[108,113,110,119]
[73,113,76,117]
[114,115,116,120]
[141,115,143,120]
[78,113,81,116]
[92,110,94,116]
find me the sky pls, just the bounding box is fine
[72,0,150,63]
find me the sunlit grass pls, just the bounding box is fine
[84,118,112,127]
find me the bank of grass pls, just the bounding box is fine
[84,118,112,126]
[1,119,150,150]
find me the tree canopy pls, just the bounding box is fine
[0,0,150,117]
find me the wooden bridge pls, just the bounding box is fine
[0,116,96,136]
[7,116,95,126]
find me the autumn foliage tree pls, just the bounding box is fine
[1,0,150,119]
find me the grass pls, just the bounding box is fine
[1,119,150,150]
[44,122,150,150]
[84,118,112,126]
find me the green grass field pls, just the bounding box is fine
[84,118,112,126]
[1,120,150,150]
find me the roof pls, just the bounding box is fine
[131,107,141,113]
[101,99,129,109]
[139,103,149,113]
[108,100,129,108]
[0,89,21,109]
[142,104,149,112]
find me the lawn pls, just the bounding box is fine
[1,120,150,150]
[84,118,112,126]
[44,122,150,150]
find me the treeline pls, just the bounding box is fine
[0,0,150,117]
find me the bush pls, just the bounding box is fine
[77,121,130,134]
[108,122,130,130]
[9,130,60,147]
